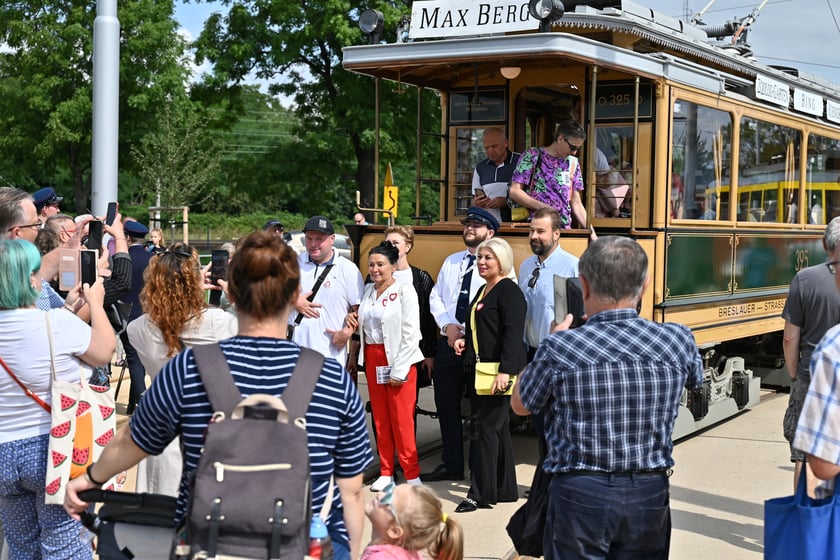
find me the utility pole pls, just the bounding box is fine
[91,0,120,216]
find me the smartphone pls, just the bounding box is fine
[474,188,486,197]
[210,249,228,287]
[80,249,98,285]
[58,249,80,292]
[566,277,585,328]
[105,202,118,226]
[553,275,585,329]
[86,220,103,251]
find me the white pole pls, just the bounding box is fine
[91,0,120,216]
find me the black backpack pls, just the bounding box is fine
[182,343,324,560]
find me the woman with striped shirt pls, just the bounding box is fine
[64,231,373,560]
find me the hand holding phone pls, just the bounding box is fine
[85,221,103,251]
[210,249,229,287]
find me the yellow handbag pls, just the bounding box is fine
[470,288,515,396]
[509,149,544,223]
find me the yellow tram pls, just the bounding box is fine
[341,0,840,438]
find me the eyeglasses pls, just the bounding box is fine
[828,261,839,274]
[376,482,401,527]
[528,267,540,289]
[563,138,581,153]
[7,221,41,232]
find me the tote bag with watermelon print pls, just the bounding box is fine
[44,312,116,504]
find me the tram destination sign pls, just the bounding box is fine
[449,88,507,123]
[409,0,537,39]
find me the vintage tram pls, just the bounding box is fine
[341,0,840,438]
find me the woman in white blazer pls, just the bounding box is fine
[348,241,424,492]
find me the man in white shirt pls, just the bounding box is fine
[291,215,363,367]
[472,128,520,223]
[422,207,500,482]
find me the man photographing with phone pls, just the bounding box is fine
[512,236,703,559]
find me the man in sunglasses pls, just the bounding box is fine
[509,120,588,230]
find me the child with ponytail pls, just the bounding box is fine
[363,483,463,560]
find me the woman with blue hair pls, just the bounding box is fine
[0,239,115,559]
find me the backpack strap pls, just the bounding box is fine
[193,343,240,415]
[282,347,325,420]
[192,343,325,419]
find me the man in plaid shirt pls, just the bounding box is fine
[512,236,703,559]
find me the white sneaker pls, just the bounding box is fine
[406,478,422,486]
[370,476,393,492]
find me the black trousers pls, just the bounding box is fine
[466,393,518,504]
[120,330,146,411]
[432,337,467,474]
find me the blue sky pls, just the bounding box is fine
[173,0,840,86]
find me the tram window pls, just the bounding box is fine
[738,117,801,224]
[452,127,489,215]
[671,101,732,220]
[594,126,634,218]
[806,134,840,224]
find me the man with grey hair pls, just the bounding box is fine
[0,187,65,311]
[512,236,703,559]
[782,216,840,495]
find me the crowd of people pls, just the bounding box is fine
[6,120,840,560]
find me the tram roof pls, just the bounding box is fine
[342,0,840,107]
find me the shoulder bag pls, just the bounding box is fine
[470,287,515,395]
[288,263,334,339]
[43,312,117,504]
[764,466,840,559]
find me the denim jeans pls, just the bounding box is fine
[545,472,670,560]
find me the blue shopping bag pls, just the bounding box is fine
[764,468,840,559]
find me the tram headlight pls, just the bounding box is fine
[359,9,384,44]
[529,0,565,32]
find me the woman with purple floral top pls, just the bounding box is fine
[509,120,589,229]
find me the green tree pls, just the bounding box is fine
[192,0,440,220]
[131,103,221,209]
[0,0,192,213]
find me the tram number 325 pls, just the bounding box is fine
[598,94,643,107]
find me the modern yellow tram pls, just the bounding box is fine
[341,0,840,438]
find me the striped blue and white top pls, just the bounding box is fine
[129,336,373,549]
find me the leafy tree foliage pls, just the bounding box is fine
[131,102,221,209]
[0,0,192,213]
[193,0,441,221]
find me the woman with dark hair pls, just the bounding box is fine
[384,225,437,383]
[65,231,373,560]
[127,243,237,496]
[0,239,114,559]
[348,241,425,492]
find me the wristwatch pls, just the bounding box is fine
[440,323,450,336]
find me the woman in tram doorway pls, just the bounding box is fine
[348,241,425,492]
[453,237,526,512]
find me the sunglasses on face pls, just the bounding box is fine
[376,482,401,527]
[563,138,581,153]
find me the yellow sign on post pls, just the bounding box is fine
[383,162,398,219]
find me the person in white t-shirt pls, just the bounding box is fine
[0,239,115,560]
[291,216,364,369]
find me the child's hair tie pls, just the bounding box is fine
[441,513,448,523]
